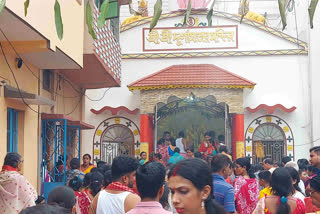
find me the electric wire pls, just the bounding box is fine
[0,28,111,102]
[0,42,40,113]
[0,42,83,115]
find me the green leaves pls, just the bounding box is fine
[278,0,287,30]
[150,0,162,32]
[183,0,192,27]
[98,0,109,28]
[0,0,6,15]
[24,0,29,16]
[86,1,97,39]
[239,0,249,23]
[207,0,216,27]
[129,0,141,16]
[309,0,319,29]
[54,0,63,40]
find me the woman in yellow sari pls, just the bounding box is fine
[80,154,95,174]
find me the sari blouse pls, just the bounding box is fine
[253,196,305,214]
[80,165,95,174]
[234,176,260,214]
[168,145,176,156]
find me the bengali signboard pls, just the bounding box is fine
[143,25,238,52]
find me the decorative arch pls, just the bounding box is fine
[92,117,140,164]
[245,115,294,162]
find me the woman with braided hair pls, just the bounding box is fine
[253,167,305,214]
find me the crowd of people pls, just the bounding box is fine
[156,131,228,166]
[2,144,320,213]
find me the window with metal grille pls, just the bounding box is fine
[7,108,18,152]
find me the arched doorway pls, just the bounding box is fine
[93,117,140,165]
[245,115,294,163]
[252,123,285,164]
[101,124,135,164]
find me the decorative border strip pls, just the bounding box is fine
[120,10,307,49]
[245,115,294,162]
[123,49,307,59]
[128,84,254,91]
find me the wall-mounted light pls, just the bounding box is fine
[0,80,6,96]
[16,58,23,69]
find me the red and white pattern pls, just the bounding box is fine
[75,191,91,214]
[234,176,260,214]
[0,171,37,214]
[106,182,136,195]
[93,7,122,85]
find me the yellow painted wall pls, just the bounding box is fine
[0,49,84,192]
[6,0,84,67]
[39,72,83,120]
[0,51,39,191]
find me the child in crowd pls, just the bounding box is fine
[299,168,308,187]
[258,170,272,199]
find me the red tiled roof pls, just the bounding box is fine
[128,64,255,90]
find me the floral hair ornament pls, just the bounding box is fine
[280,196,288,203]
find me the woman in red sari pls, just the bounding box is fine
[69,176,91,214]
[253,167,305,214]
[234,157,260,214]
[199,132,217,158]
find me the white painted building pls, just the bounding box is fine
[83,0,319,164]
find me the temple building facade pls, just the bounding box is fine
[83,0,315,164]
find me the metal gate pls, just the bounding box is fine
[41,119,80,198]
[252,123,285,164]
[100,124,134,164]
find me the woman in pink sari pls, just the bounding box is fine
[234,157,260,214]
[0,153,37,214]
[157,142,170,165]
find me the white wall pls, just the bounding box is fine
[82,107,140,158]
[310,3,320,147]
[83,7,313,160]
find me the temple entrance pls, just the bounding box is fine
[101,124,135,164]
[155,94,231,152]
[93,117,140,165]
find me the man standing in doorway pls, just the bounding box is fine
[310,146,320,175]
[89,156,141,214]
